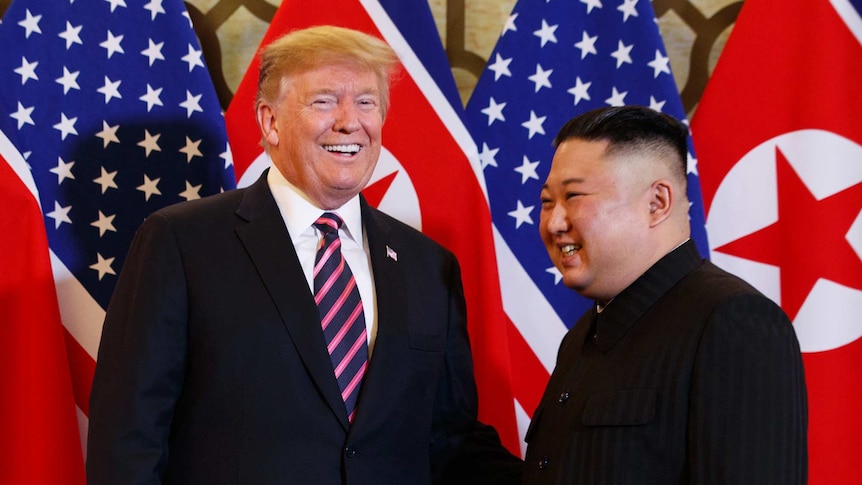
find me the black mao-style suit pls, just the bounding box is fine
[86,171,520,485]
[523,240,807,484]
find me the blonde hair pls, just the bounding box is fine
[256,26,399,117]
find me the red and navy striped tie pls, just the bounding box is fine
[313,213,368,423]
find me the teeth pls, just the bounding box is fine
[324,144,360,154]
[562,244,578,256]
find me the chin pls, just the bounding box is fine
[562,275,591,295]
[561,276,583,292]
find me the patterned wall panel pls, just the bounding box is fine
[0,0,740,114]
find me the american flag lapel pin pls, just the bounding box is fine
[385,245,398,262]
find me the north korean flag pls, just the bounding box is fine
[692,0,862,482]
[224,0,520,453]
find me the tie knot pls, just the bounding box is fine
[314,212,343,236]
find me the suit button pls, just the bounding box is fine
[344,446,357,459]
[538,456,550,470]
[558,391,570,403]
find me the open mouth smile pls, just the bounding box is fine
[323,144,361,155]
[561,244,581,257]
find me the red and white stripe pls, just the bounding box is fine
[1,128,88,481]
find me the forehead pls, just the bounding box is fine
[285,64,381,93]
[546,138,611,181]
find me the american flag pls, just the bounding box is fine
[464,0,710,428]
[0,0,234,475]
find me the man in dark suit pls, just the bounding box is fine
[524,106,807,484]
[86,26,521,485]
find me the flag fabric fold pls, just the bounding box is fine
[692,1,862,482]
[0,151,85,485]
[0,0,234,481]
[225,0,520,454]
[464,0,709,437]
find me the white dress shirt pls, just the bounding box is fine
[267,167,378,355]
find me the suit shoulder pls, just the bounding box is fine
[154,188,245,221]
[133,188,249,241]
[680,261,793,331]
[683,260,765,300]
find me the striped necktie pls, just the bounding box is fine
[313,212,368,423]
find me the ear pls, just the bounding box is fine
[647,179,673,227]
[256,104,279,147]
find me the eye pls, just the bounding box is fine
[310,96,336,110]
[357,97,379,111]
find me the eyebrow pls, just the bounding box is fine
[309,86,379,97]
[543,177,586,190]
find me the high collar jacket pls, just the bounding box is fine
[523,240,807,485]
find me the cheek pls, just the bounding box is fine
[567,205,597,231]
[362,113,384,136]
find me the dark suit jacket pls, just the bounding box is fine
[87,172,521,485]
[523,240,807,484]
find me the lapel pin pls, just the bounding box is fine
[386,245,398,262]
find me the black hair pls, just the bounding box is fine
[553,106,689,184]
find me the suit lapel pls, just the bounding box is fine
[234,171,350,430]
[351,199,410,430]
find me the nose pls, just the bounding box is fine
[333,102,361,133]
[543,203,569,235]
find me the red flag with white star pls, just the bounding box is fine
[692,0,862,482]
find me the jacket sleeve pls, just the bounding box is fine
[428,255,523,485]
[86,213,188,485]
[688,292,808,484]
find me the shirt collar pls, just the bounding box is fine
[267,166,363,244]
